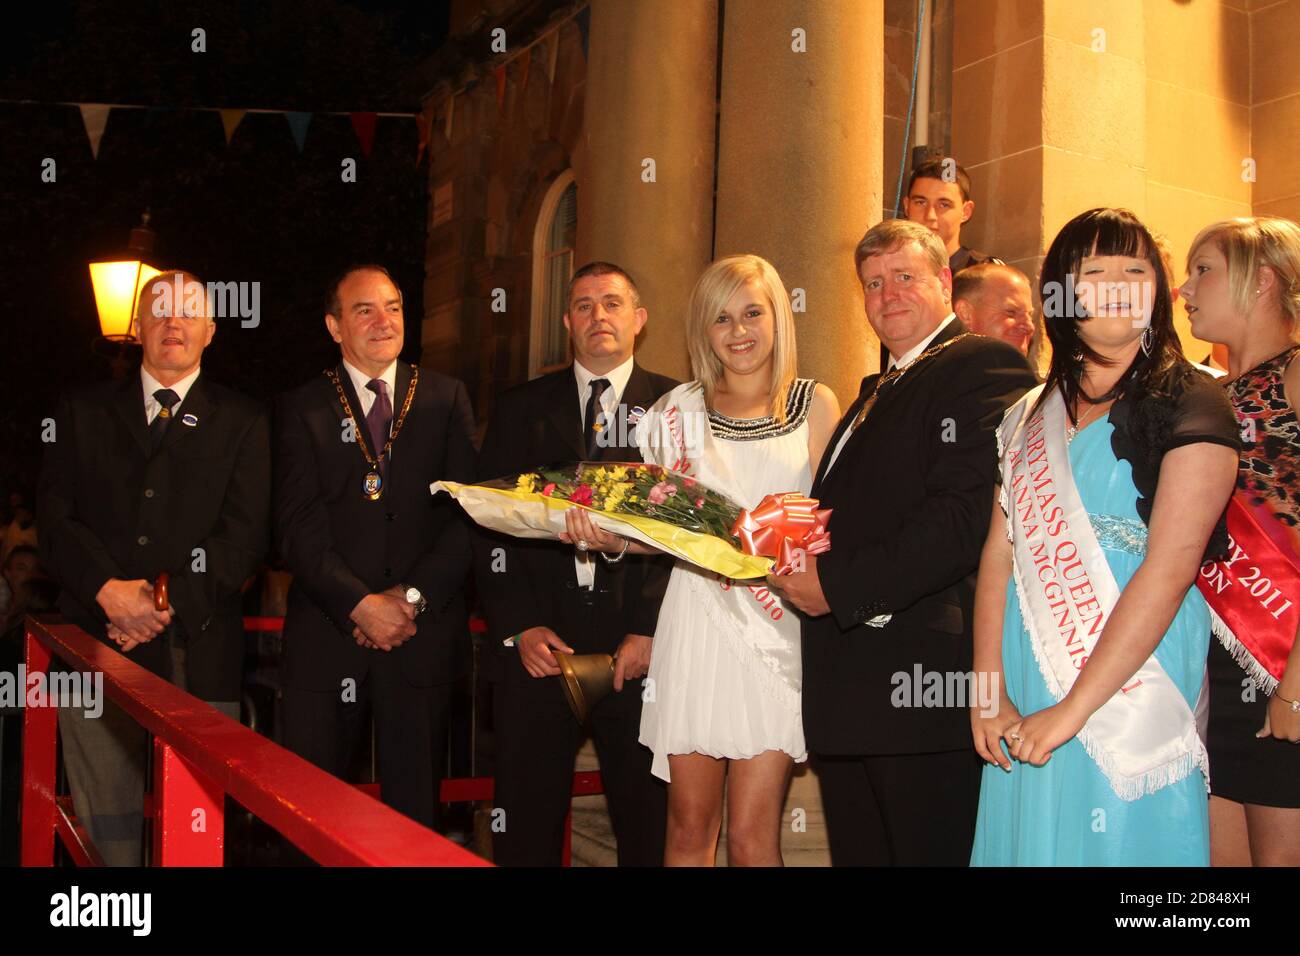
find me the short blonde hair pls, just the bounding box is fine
[686,255,799,423]
[854,218,948,278]
[1188,216,1300,331]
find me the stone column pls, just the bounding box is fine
[714,0,885,408]
[575,0,719,381]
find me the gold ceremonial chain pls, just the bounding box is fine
[852,332,969,428]
[325,364,420,469]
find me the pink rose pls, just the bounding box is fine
[542,482,556,496]
[648,481,677,505]
[694,496,705,509]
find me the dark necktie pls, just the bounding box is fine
[583,377,610,460]
[365,379,392,475]
[150,388,180,453]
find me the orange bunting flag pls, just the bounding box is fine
[79,104,112,159]
[218,109,246,144]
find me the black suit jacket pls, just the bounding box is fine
[803,320,1036,756]
[37,371,271,701]
[474,362,678,677]
[274,362,477,691]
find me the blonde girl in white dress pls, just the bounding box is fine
[564,255,839,865]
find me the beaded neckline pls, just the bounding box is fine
[707,378,815,441]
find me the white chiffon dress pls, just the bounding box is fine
[637,379,816,782]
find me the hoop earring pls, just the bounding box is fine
[1140,326,1154,356]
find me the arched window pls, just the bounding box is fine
[530,169,577,377]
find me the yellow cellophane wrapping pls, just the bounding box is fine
[431,481,772,580]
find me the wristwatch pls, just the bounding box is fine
[400,585,428,616]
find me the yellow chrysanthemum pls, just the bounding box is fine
[515,473,537,494]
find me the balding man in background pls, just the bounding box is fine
[952,262,1037,358]
[38,270,271,865]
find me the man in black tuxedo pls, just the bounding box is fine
[476,261,676,866]
[275,265,476,830]
[38,270,270,865]
[770,220,1035,865]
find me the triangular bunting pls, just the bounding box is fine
[79,104,112,159]
[219,109,246,144]
[285,111,312,152]
[577,7,591,59]
[546,32,559,83]
[415,113,430,164]
[349,111,377,157]
[518,49,531,96]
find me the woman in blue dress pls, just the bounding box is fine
[970,208,1241,866]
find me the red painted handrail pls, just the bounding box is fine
[21,615,490,867]
[243,615,487,634]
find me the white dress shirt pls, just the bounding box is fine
[141,365,202,425]
[824,312,958,475]
[572,355,635,588]
[342,358,399,419]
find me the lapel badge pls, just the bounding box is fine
[627,405,646,427]
[181,413,199,427]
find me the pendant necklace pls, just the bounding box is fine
[325,365,419,499]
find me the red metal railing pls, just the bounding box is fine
[21,616,489,866]
[242,614,604,866]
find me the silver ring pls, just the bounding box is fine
[577,539,589,551]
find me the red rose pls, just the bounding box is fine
[542,482,556,496]
[569,483,594,506]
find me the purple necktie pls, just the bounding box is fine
[365,379,392,475]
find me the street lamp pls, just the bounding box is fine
[89,211,162,343]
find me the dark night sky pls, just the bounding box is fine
[0,0,452,498]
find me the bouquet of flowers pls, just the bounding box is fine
[433,461,830,580]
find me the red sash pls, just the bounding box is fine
[1196,494,1300,692]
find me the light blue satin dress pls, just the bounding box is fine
[970,419,1211,866]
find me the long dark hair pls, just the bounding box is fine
[1036,208,1186,423]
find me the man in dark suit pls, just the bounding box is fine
[38,270,270,865]
[770,220,1036,866]
[275,264,476,831]
[476,261,676,866]
[953,262,1037,359]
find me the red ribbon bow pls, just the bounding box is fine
[731,492,832,574]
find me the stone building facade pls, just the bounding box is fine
[419,0,1300,426]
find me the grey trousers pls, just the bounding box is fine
[57,642,239,866]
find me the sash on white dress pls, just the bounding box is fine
[999,386,1209,801]
[637,382,803,707]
